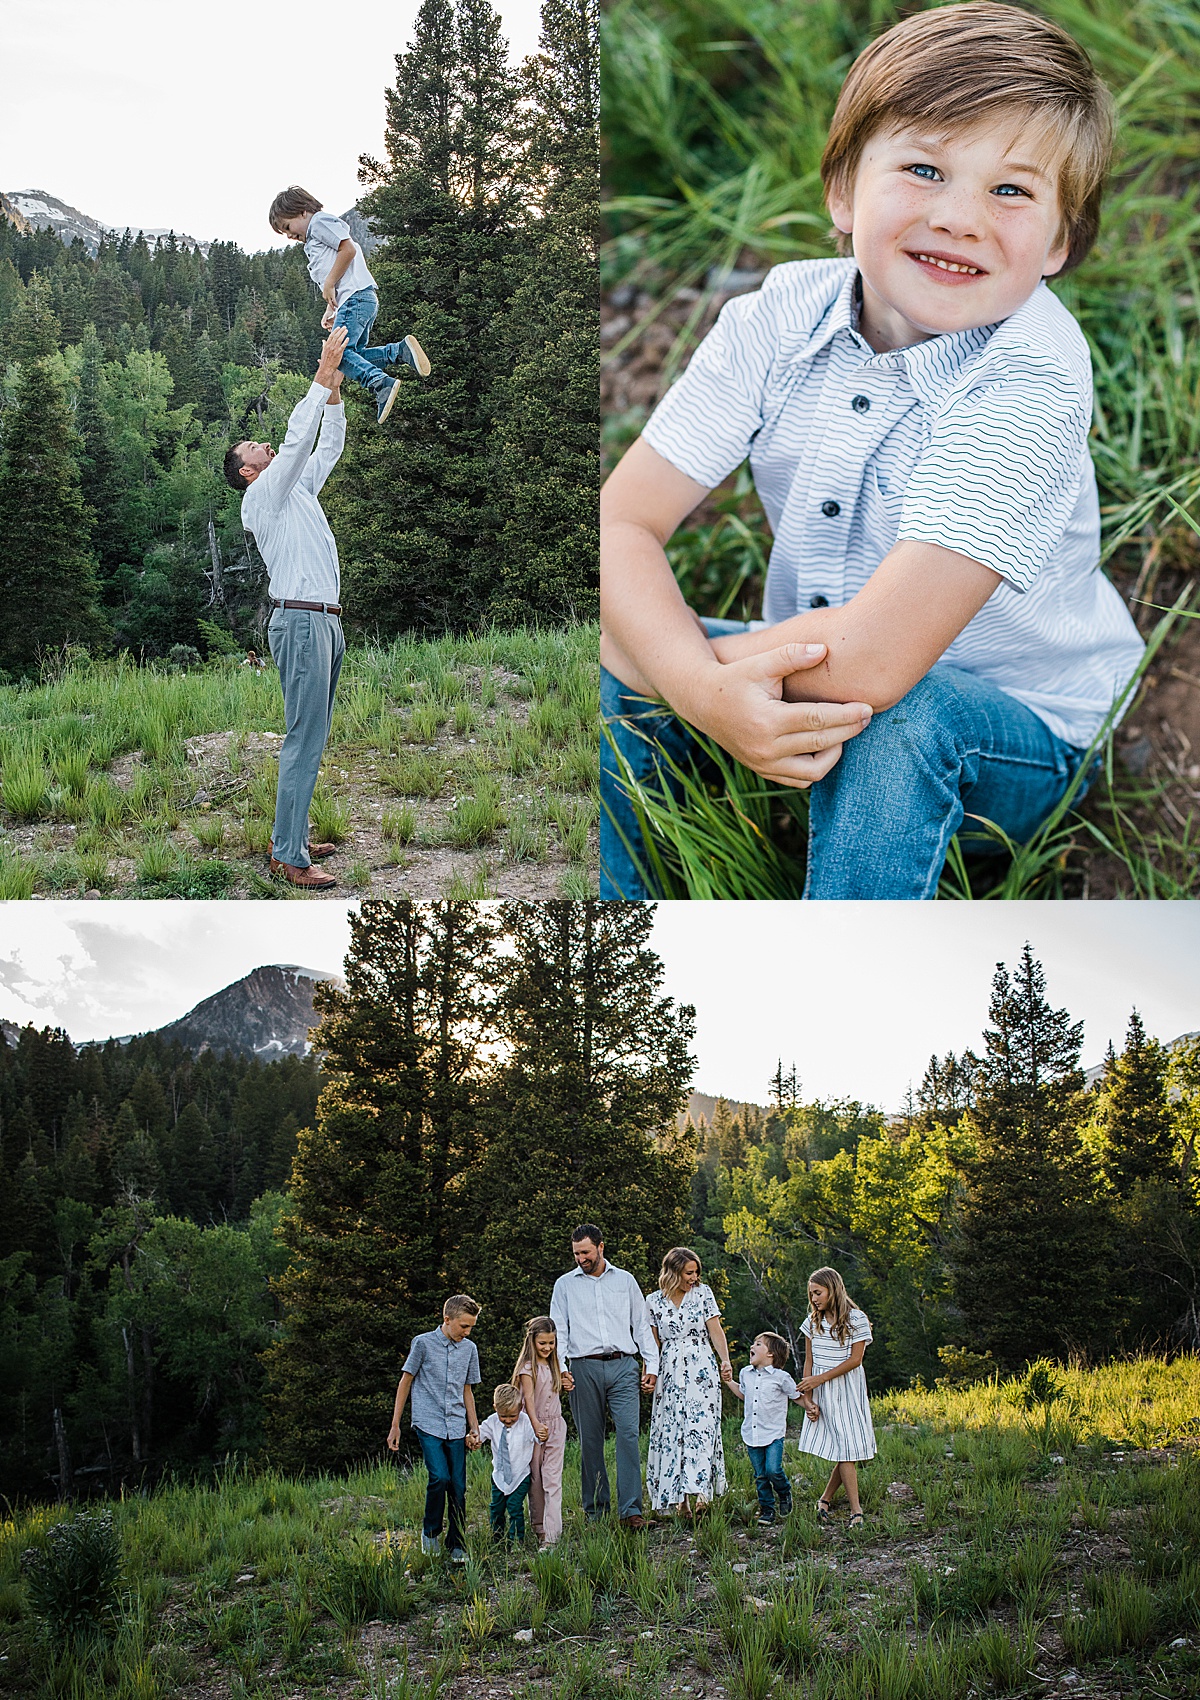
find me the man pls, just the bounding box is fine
[223,324,350,889]
[550,1224,659,1530]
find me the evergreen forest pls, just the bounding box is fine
[2,903,1197,1512]
[0,0,598,677]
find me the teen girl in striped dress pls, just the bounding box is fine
[797,1266,876,1527]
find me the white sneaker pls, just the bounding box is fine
[449,1546,468,1564]
[421,1533,442,1556]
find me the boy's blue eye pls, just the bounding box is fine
[906,163,940,180]
[994,183,1031,198]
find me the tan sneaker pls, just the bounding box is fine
[403,334,431,376]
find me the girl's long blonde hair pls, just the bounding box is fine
[511,1315,563,1394]
[659,1245,702,1302]
[807,1266,856,1344]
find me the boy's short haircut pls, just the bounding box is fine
[757,1332,790,1368]
[443,1294,481,1320]
[269,185,323,232]
[222,443,248,493]
[493,1383,522,1415]
[820,1,1115,274]
[572,1223,604,1245]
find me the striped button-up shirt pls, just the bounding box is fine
[241,382,343,604]
[550,1261,661,1376]
[642,258,1143,748]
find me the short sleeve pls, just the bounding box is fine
[897,364,1090,593]
[401,1333,425,1377]
[799,1315,814,1340]
[307,211,351,251]
[641,289,778,489]
[779,1371,799,1398]
[699,1283,720,1321]
[849,1308,873,1345]
[466,1342,481,1384]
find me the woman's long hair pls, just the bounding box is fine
[807,1266,856,1344]
[511,1315,563,1394]
[659,1245,702,1301]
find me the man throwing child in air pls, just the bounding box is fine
[223,325,350,890]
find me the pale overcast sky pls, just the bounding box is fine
[1,0,543,252]
[0,903,1197,1110]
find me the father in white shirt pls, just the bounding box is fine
[224,325,349,889]
[550,1224,659,1530]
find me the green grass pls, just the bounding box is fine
[602,0,1200,897]
[0,629,598,897]
[1,1357,1196,1700]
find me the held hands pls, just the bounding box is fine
[641,1372,658,1393]
[465,1428,481,1451]
[535,1421,549,1444]
[561,1371,575,1393]
[315,324,349,387]
[697,642,871,790]
[720,1361,735,1385]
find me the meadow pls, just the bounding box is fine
[600,0,1200,899]
[0,628,598,901]
[1,1356,1196,1699]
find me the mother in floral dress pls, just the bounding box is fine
[643,1246,733,1515]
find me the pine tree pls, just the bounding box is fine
[1094,1011,1176,1195]
[0,357,103,672]
[951,945,1112,1366]
[76,326,134,587]
[7,271,62,365]
[265,901,498,1473]
[468,901,696,1370]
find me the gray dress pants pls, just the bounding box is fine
[267,607,344,867]
[568,1355,643,1519]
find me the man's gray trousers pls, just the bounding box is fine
[267,607,344,868]
[568,1355,643,1520]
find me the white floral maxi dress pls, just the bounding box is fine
[796,1306,876,1463]
[644,1284,728,1509]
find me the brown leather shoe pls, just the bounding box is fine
[269,858,337,889]
[619,1515,646,1532]
[269,839,337,860]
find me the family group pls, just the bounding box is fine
[386,1227,876,1559]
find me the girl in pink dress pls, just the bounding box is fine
[513,1316,568,1547]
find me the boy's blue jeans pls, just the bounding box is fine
[490,1474,532,1543]
[333,288,401,402]
[746,1439,791,1516]
[414,1428,467,1549]
[601,626,1093,900]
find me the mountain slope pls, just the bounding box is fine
[152,964,342,1060]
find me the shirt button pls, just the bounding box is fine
[810,594,829,608]
[851,395,870,413]
[820,500,841,517]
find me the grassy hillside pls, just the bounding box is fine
[0,627,597,900]
[1,1357,1196,1699]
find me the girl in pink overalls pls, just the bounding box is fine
[514,1316,568,1547]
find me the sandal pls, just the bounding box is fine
[816,1498,832,1522]
[848,1512,865,1529]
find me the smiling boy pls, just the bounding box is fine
[600,2,1144,899]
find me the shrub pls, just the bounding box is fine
[20,1511,123,1646]
[934,1346,996,1388]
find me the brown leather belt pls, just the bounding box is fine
[576,1351,635,1361]
[271,598,342,614]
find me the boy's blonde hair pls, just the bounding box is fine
[820,2,1115,274]
[269,185,323,233]
[443,1294,481,1321]
[493,1383,523,1416]
[511,1315,563,1395]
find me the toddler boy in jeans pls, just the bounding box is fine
[722,1332,807,1525]
[476,1384,538,1547]
[600,2,1144,900]
[270,185,430,423]
[387,1294,481,1562]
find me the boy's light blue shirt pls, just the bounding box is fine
[304,211,377,305]
[642,258,1143,749]
[401,1327,481,1440]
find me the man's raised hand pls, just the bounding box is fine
[315,324,349,388]
[692,642,872,790]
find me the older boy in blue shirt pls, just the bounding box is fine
[601,2,1143,900]
[387,1295,481,1562]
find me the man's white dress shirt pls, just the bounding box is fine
[240,383,344,603]
[550,1261,661,1376]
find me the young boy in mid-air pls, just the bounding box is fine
[270,185,430,424]
[475,1384,539,1547]
[387,1295,481,1563]
[600,1,1144,900]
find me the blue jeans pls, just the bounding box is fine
[333,288,402,402]
[489,1475,532,1543]
[414,1429,467,1548]
[601,638,1092,900]
[745,1439,790,1516]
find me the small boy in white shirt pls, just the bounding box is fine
[722,1332,811,1525]
[474,1383,538,1546]
[269,185,430,424]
